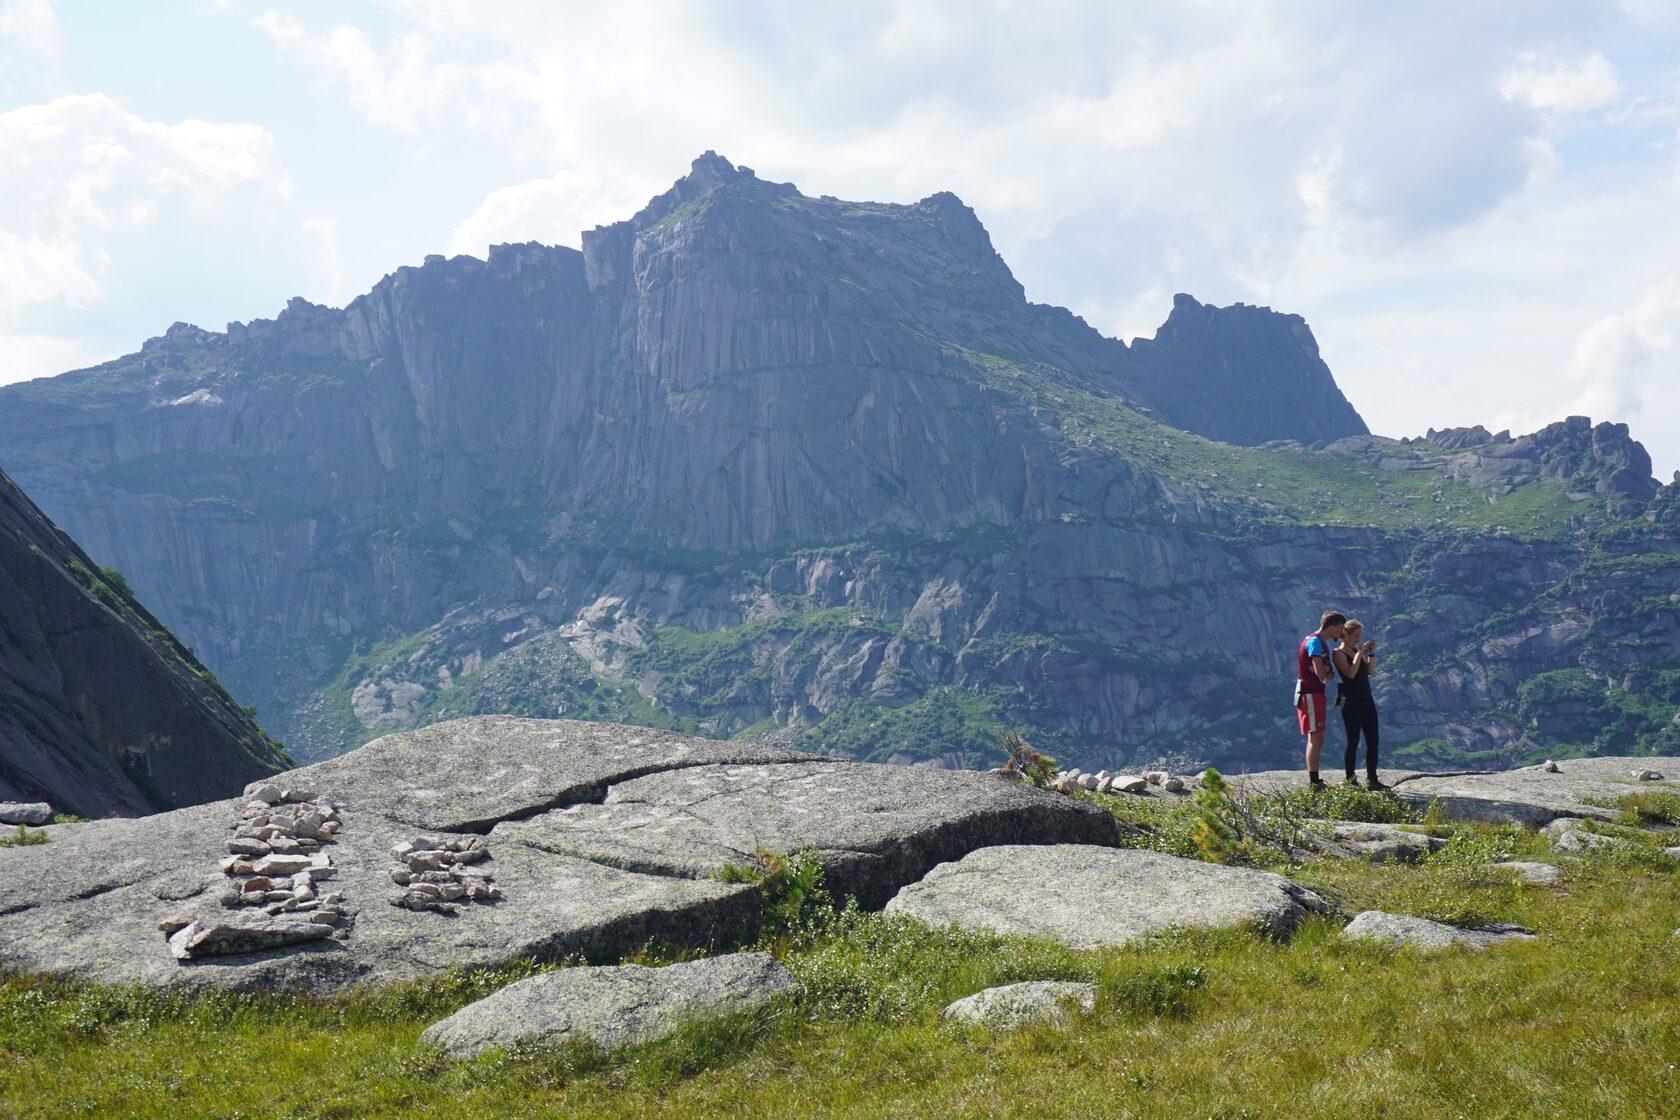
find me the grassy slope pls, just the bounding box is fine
[5,803,1678,1119]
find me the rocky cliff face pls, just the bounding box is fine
[0,154,1674,772]
[0,467,289,817]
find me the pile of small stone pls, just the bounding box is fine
[388,836,500,913]
[1050,768,1184,796]
[162,783,345,961]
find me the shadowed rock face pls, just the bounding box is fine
[0,468,286,817]
[0,717,1117,993]
[1128,293,1367,447]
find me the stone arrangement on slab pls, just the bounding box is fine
[940,980,1096,1029]
[420,952,800,1058]
[0,802,53,827]
[0,718,1117,992]
[388,836,500,912]
[162,782,346,961]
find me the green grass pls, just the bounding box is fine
[6,820,1680,1118]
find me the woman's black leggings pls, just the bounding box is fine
[1343,701,1379,776]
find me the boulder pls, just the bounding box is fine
[1306,821,1445,864]
[420,952,799,1058]
[1541,818,1627,853]
[0,802,52,827]
[1341,910,1536,950]
[885,845,1329,949]
[941,980,1095,1029]
[1111,776,1149,794]
[0,717,1116,992]
[1489,861,1564,887]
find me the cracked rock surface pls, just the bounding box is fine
[420,952,799,1058]
[0,716,1113,992]
[885,845,1330,949]
[497,759,1119,909]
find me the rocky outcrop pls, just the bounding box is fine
[0,467,287,818]
[1127,293,1368,446]
[420,952,800,1058]
[884,845,1330,948]
[0,717,1115,992]
[0,155,1673,774]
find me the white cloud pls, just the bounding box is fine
[1501,52,1621,113]
[446,171,647,255]
[253,10,466,134]
[0,0,60,58]
[0,95,282,314]
[0,331,105,387]
[1562,278,1680,474]
[0,94,286,382]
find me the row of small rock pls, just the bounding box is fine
[1051,768,1186,795]
[388,835,499,913]
[163,783,346,961]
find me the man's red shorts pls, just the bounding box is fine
[1297,692,1327,735]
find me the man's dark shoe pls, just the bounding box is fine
[1308,777,1328,789]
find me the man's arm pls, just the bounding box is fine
[1312,654,1333,683]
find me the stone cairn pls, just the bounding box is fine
[161,782,345,961]
[1049,768,1187,796]
[388,836,500,913]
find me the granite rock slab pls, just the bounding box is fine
[1231,757,1680,827]
[0,717,1116,992]
[885,845,1330,949]
[1341,910,1537,950]
[420,952,799,1057]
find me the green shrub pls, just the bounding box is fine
[719,848,834,941]
[0,826,48,848]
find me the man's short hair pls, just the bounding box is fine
[1320,610,1347,630]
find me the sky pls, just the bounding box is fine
[2,1,1679,477]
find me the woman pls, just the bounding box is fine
[1333,619,1385,789]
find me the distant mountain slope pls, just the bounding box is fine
[0,154,1674,773]
[0,467,288,817]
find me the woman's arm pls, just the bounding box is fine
[1332,646,1362,678]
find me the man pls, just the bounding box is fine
[1296,610,1346,788]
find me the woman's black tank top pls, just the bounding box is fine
[1337,650,1374,708]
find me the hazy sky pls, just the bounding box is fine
[3,1,1679,476]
